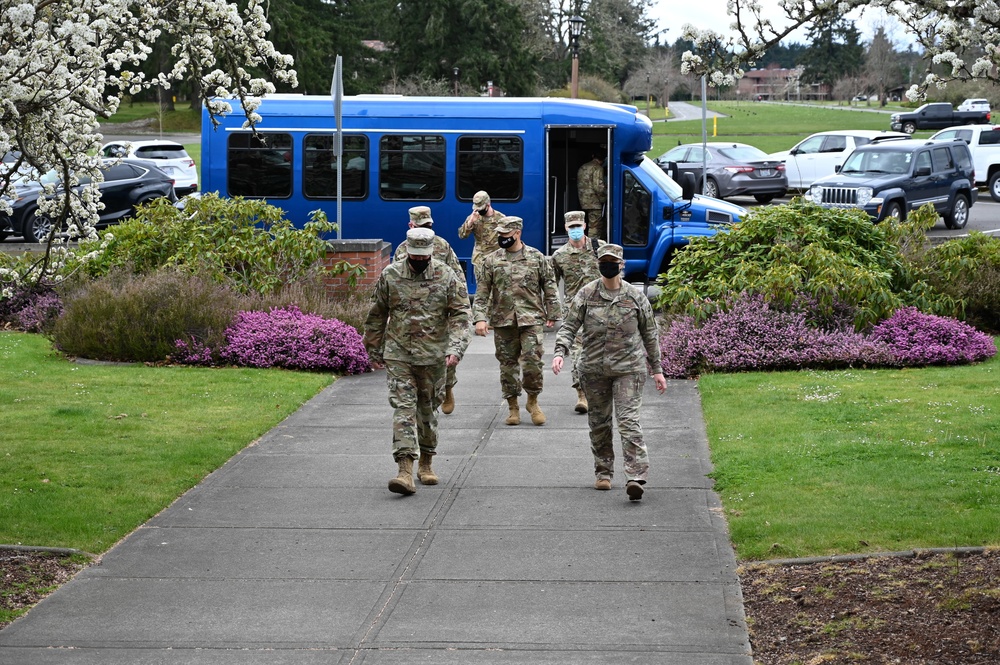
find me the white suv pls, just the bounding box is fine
[957,98,991,113]
[929,124,1000,201]
[100,140,198,196]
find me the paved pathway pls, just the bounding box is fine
[0,332,752,664]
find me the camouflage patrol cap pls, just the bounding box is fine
[564,211,586,227]
[405,227,436,256]
[597,243,624,261]
[495,216,523,233]
[408,205,434,226]
[472,191,491,210]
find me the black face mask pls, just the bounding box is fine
[477,208,489,216]
[408,257,431,274]
[498,235,516,249]
[599,262,621,278]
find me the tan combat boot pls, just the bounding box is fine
[574,387,588,414]
[417,452,439,485]
[388,457,416,495]
[505,396,521,426]
[441,386,455,414]
[526,394,546,426]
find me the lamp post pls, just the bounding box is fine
[569,15,584,99]
[646,73,650,116]
[453,66,460,96]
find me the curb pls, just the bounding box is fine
[0,544,91,557]
[747,545,992,568]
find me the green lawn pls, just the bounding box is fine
[699,353,1000,561]
[0,332,334,554]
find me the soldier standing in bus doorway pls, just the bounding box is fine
[549,210,603,414]
[458,190,503,290]
[364,228,471,496]
[551,244,667,501]
[577,146,607,239]
[473,216,561,427]
[393,206,467,415]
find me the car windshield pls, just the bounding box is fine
[638,156,683,199]
[840,149,911,174]
[718,146,768,161]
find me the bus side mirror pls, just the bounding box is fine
[681,172,696,200]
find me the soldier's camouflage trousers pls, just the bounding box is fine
[386,360,445,461]
[569,332,584,389]
[581,372,649,483]
[493,324,545,399]
[446,363,457,390]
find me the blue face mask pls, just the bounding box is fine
[568,227,585,241]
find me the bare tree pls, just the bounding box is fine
[863,24,902,106]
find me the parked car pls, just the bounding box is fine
[0,159,177,242]
[769,130,909,189]
[806,138,976,229]
[100,139,198,196]
[957,98,991,113]
[890,103,991,133]
[655,142,787,202]
[928,124,1000,201]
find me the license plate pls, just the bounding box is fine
[760,169,774,177]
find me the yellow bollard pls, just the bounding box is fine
[713,116,717,137]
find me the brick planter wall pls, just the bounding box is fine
[323,239,392,295]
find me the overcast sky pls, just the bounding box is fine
[646,0,912,47]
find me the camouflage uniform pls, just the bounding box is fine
[550,230,603,391]
[473,220,561,401]
[577,157,607,239]
[458,191,503,288]
[554,264,661,485]
[363,244,471,463]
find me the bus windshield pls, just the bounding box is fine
[637,156,683,200]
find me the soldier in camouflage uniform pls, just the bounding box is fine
[576,147,607,239]
[393,205,466,414]
[473,216,561,426]
[458,190,503,290]
[364,228,471,495]
[552,244,667,501]
[550,210,603,414]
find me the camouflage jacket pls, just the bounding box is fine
[550,239,604,302]
[393,235,464,278]
[554,279,660,377]
[457,208,503,267]
[363,258,471,366]
[472,245,561,327]
[576,159,606,210]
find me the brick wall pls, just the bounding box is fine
[323,239,392,296]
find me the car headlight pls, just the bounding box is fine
[856,187,874,206]
[806,185,823,203]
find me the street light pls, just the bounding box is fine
[453,66,460,96]
[646,73,650,116]
[569,15,584,99]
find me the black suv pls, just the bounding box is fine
[805,138,976,229]
[0,158,177,242]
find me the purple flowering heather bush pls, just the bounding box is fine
[218,306,371,374]
[659,294,895,378]
[870,307,997,366]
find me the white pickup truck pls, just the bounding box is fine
[930,124,1000,201]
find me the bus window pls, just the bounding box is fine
[303,134,368,199]
[379,135,445,201]
[622,171,650,246]
[457,136,523,201]
[227,132,292,198]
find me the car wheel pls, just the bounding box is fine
[702,178,721,199]
[902,122,916,134]
[24,210,55,243]
[989,171,1000,202]
[753,193,776,204]
[883,201,905,223]
[944,194,969,230]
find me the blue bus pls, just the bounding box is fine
[201,95,745,289]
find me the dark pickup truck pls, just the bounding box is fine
[890,103,991,134]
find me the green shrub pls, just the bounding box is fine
[655,201,956,329]
[919,232,1000,333]
[80,194,362,296]
[52,268,245,362]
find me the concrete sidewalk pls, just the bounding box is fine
[0,332,752,664]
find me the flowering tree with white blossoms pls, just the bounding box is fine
[0,0,296,290]
[680,0,1000,98]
